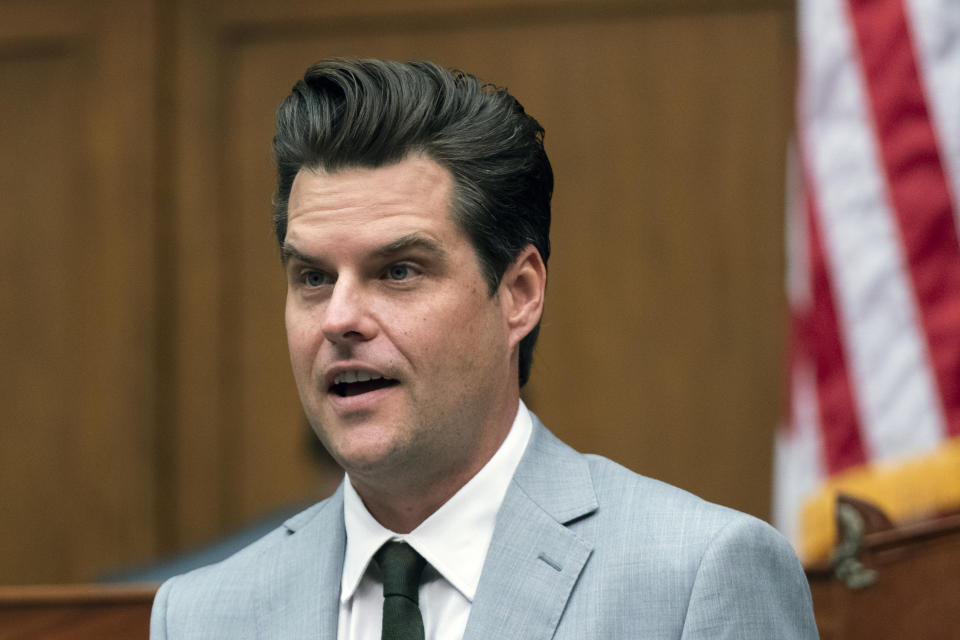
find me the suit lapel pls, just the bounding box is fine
[463,417,597,640]
[255,485,346,639]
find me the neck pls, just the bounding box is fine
[351,475,468,534]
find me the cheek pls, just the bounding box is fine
[436,298,505,362]
[285,311,317,371]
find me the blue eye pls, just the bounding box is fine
[304,271,327,287]
[387,265,410,281]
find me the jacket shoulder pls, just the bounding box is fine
[150,499,336,639]
[584,453,750,532]
[579,452,803,584]
[574,454,817,638]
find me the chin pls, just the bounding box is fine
[329,435,407,474]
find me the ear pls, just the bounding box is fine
[499,245,547,350]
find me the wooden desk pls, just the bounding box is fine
[808,508,960,639]
[0,584,157,639]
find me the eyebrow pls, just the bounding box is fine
[280,243,319,266]
[370,233,448,261]
[281,232,448,266]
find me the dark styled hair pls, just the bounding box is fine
[272,59,552,387]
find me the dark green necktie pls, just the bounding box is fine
[375,541,427,640]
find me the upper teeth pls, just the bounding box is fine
[334,371,383,385]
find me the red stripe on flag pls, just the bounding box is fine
[847,0,960,437]
[799,159,869,473]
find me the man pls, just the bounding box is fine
[151,59,818,638]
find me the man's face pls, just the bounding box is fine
[284,155,520,492]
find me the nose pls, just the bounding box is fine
[320,276,377,344]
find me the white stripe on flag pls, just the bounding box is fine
[801,0,945,462]
[905,0,960,240]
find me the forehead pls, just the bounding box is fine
[287,155,456,235]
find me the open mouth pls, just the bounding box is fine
[329,371,399,398]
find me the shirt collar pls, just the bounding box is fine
[340,400,533,603]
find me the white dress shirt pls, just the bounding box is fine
[337,400,533,640]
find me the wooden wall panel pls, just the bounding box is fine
[526,12,794,517]
[160,0,231,555]
[165,0,795,554]
[0,1,158,583]
[0,584,155,639]
[218,0,793,27]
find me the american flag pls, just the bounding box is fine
[773,0,960,564]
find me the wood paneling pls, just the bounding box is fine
[0,0,158,583]
[527,11,795,517]
[809,513,960,639]
[217,0,793,28]
[0,583,155,639]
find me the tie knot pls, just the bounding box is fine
[375,541,426,601]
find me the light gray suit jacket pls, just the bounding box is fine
[151,416,818,638]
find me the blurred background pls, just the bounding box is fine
[0,0,795,584]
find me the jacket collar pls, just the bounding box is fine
[254,485,346,638]
[252,413,597,640]
[462,414,597,639]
